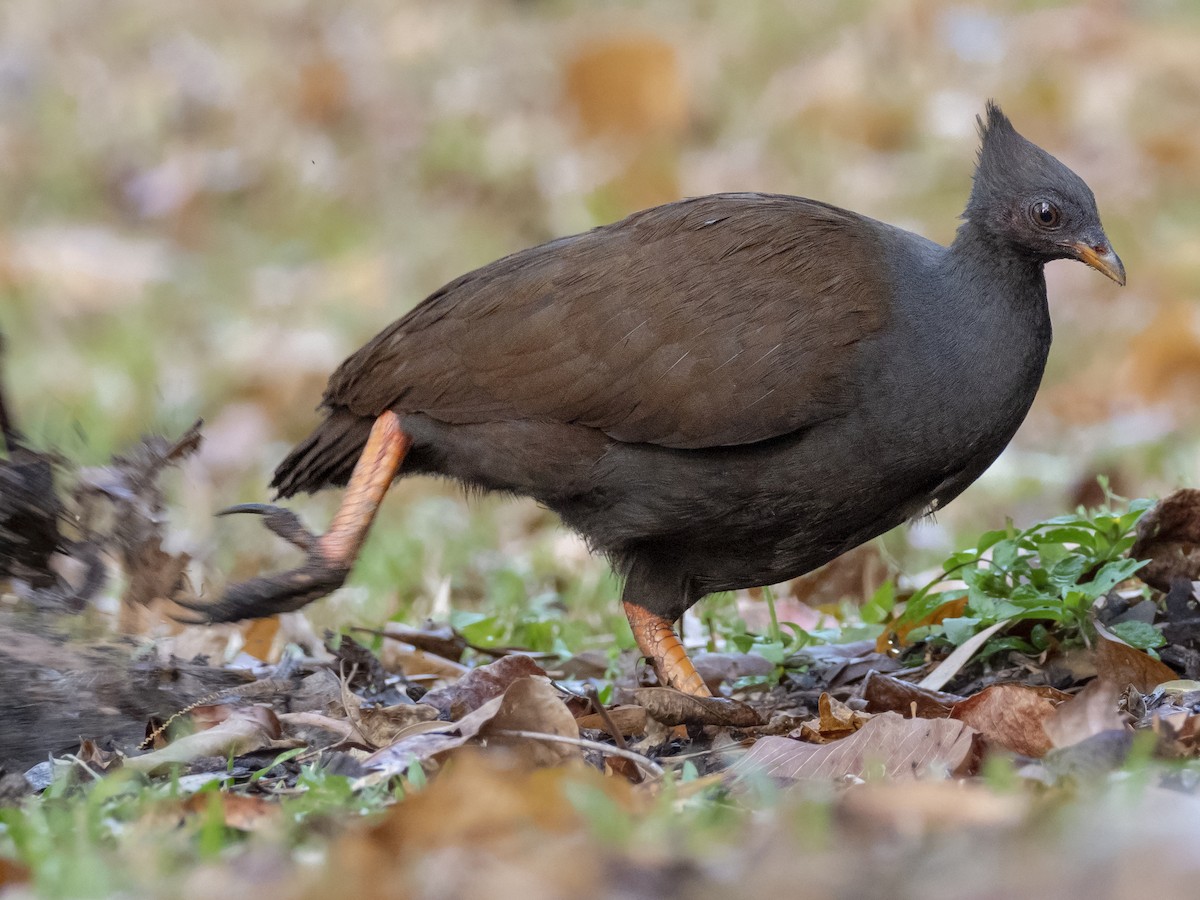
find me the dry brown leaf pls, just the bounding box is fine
[950,683,1071,757]
[634,688,763,728]
[364,676,579,776]
[575,705,648,737]
[379,645,470,681]
[734,712,978,782]
[349,703,441,750]
[420,654,548,718]
[794,692,871,743]
[862,671,960,718]
[1043,679,1130,750]
[75,738,122,772]
[1094,621,1177,692]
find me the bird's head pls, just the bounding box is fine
[964,101,1124,286]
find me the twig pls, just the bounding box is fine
[489,729,664,778]
[583,683,628,751]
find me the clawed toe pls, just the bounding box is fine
[217,503,319,553]
[171,504,348,624]
[173,561,350,624]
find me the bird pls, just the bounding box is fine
[182,102,1124,697]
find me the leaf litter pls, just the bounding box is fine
[9,384,1200,896]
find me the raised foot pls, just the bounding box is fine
[174,503,349,624]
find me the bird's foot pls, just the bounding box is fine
[623,600,712,697]
[177,411,412,626]
[174,504,350,624]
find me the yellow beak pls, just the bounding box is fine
[1069,240,1126,286]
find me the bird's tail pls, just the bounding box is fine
[270,407,374,499]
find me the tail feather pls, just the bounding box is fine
[271,407,374,499]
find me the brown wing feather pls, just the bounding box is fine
[323,193,893,450]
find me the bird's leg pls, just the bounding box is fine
[177,411,410,623]
[623,601,711,697]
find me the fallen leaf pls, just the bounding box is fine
[1043,679,1130,749]
[734,712,978,782]
[862,671,960,718]
[634,688,763,728]
[950,683,1070,757]
[794,692,871,743]
[123,706,286,775]
[379,645,470,681]
[348,702,441,750]
[575,705,648,737]
[420,654,549,718]
[364,676,579,776]
[1094,621,1176,692]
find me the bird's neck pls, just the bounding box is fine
[946,219,1050,331]
[948,219,1045,289]
[939,216,1052,376]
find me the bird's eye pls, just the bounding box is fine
[1030,201,1061,228]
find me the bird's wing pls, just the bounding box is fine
[323,193,897,449]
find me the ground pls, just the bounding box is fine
[4,2,1200,897]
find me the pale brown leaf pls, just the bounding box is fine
[364,676,579,775]
[575,705,648,737]
[1043,679,1130,750]
[1094,621,1176,692]
[123,706,286,775]
[793,692,871,743]
[734,712,978,782]
[950,683,1070,757]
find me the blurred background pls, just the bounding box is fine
[1,0,1198,635]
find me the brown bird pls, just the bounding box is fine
[185,103,1124,696]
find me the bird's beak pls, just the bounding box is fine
[1066,239,1126,286]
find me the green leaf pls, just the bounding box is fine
[860,580,895,625]
[942,616,982,646]
[1081,558,1147,599]
[1047,555,1087,587]
[1110,620,1167,650]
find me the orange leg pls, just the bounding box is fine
[623,601,712,697]
[178,411,410,623]
[319,411,410,566]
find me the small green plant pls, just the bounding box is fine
[893,497,1157,657]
